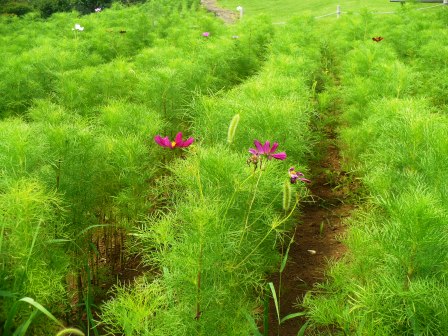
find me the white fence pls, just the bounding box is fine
[270,1,447,24]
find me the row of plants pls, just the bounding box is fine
[304,7,448,335]
[1,0,263,117]
[0,2,276,334]
[98,17,325,335]
[0,0,151,17]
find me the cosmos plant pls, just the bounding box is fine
[288,167,311,184]
[154,132,194,149]
[72,24,84,31]
[249,140,287,161]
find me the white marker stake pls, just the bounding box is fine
[236,6,243,19]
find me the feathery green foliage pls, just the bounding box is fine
[303,7,448,335]
[0,1,295,333]
[2,1,447,335]
[100,15,316,334]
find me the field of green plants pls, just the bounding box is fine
[1,0,448,335]
[217,0,399,22]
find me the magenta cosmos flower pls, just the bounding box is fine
[289,167,311,184]
[154,132,194,149]
[249,140,287,160]
[202,32,210,37]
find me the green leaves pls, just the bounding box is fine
[268,282,306,325]
[2,296,84,336]
[18,297,64,328]
[268,282,280,324]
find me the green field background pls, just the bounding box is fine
[217,0,428,21]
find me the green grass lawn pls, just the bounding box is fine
[217,0,409,22]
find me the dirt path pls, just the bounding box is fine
[263,129,357,335]
[200,0,238,24]
[258,104,359,336]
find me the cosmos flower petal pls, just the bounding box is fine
[174,132,183,145]
[154,135,169,147]
[179,137,194,147]
[254,140,264,154]
[271,152,287,160]
[263,141,271,153]
[164,137,173,147]
[270,142,279,152]
[299,178,312,183]
[249,148,259,155]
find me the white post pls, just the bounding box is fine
[336,5,341,18]
[444,0,448,5]
[236,6,243,19]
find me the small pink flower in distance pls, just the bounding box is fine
[289,167,311,184]
[154,132,194,149]
[202,32,210,37]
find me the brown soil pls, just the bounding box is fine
[200,0,238,24]
[262,136,357,335]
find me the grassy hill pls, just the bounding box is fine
[217,0,427,22]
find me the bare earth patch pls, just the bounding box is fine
[264,140,357,335]
[200,0,238,24]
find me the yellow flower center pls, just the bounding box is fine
[171,141,177,148]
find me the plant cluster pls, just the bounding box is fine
[0,0,151,17]
[100,18,320,335]
[5,1,446,335]
[0,2,283,334]
[303,7,448,335]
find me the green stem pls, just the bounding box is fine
[0,224,5,272]
[195,243,203,321]
[194,166,205,322]
[263,292,269,336]
[239,169,263,247]
[234,197,299,270]
[25,219,42,273]
[221,172,256,227]
[277,244,284,335]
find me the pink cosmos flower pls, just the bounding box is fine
[154,132,194,149]
[289,167,311,184]
[249,140,287,160]
[202,32,210,37]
